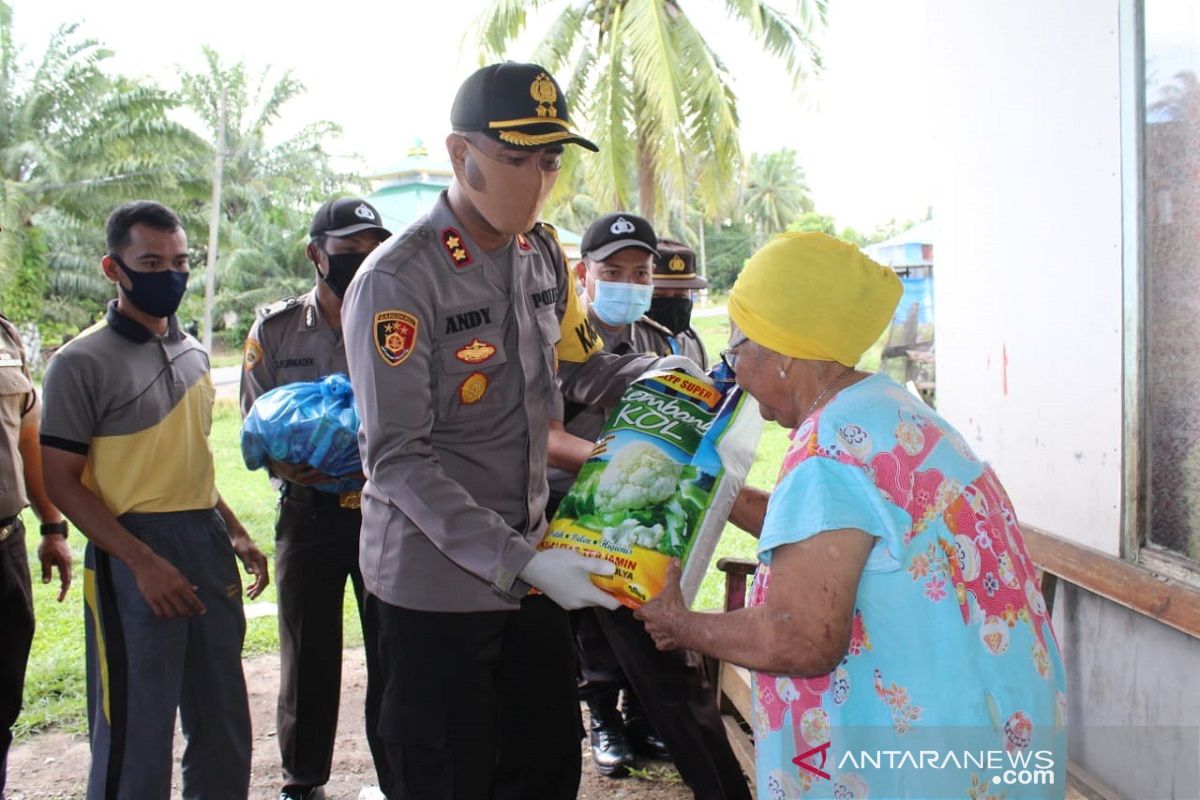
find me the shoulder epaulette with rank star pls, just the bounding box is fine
[637,315,674,340]
[258,297,302,320]
[442,227,473,269]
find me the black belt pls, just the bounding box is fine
[0,515,22,543]
[282,482,362,510]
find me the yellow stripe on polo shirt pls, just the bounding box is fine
[82,376,219,517]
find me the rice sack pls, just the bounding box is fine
[541,364,762,607]
[241,373,363,494]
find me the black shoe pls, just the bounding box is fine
[621,694,672,761]
[280,787,327,800]
[587,695,635,778]
[623,713,671,760]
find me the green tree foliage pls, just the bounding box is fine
[0,2,207,330]
[739,148,812,244]
[475,0,825,226]
[702,219,755,291]
[176,48,363,337]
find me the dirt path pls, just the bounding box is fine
[6,648,694,799]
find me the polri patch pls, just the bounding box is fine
[459,372,488,405]
[455,338,497,365]
[374,310,419,366]
[244,339,264,371]
[442,227,473,268]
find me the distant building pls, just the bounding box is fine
[864,219,935,325]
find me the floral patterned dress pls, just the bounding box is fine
[750,374,1067,799]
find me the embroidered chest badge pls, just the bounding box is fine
[374,311,419,366]
[455,338,497,365]
[459,372,489,405]
[442,227,473,268]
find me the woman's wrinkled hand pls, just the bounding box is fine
[634,559,689,651]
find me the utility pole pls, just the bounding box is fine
[202,87,227,353]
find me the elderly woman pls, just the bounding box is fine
[636,233,1066,799]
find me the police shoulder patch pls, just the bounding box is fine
[243,338,264,372]
[373,310,419,366]
[441,227,473,268]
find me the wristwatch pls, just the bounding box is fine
[40,521,68,538]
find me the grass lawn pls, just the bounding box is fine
[16,309,892,739]
[16,398,364,741]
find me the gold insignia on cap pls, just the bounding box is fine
[459,371,489,405]
[668,254,686,272]
[531,72,558,118]
[497,130,575,147]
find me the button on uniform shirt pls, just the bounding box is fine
[240,290,348,414]
[39,302,218,517]
[342,192,657,614]
[0,316,37,519]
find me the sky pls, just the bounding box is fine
[9,0,935,231]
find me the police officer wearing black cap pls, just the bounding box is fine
[341,63,686,800]
[241,197,392,800]
[647,239,709,367]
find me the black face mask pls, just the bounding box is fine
[319,251,369,299]
[647,295,693,335]
[111,253,189,318]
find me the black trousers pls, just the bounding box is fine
[0,520,33,800]
[370,593,581,800]
[275,493,389,791]
[582,606,752,800]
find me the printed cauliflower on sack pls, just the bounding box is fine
[594,442,683,512]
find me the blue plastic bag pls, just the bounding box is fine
[241,373,363,493]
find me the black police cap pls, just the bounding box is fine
[309,198,391,240]
[653,239,707,289]
[581,213,659,262]
[451,62,598,152]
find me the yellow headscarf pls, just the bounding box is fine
[728,232,902,368]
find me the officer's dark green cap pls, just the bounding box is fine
[451,62,598,152]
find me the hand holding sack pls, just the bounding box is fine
[241,373,364,493]
[539,363,763,608]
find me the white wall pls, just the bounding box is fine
[925,1,1124,555]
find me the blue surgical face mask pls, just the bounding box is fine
[592,280,654,326]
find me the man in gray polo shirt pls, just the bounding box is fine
[40,201,268,800]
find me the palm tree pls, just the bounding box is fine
[177,47,363,336]
[0,2,205,317]
[474,0,825,227]
[740,147,812,244]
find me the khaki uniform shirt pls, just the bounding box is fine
[0,315,37,519]
[341,192,657,613]
[240,289,347,416]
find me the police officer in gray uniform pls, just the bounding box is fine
[341,63,687,800]
[0,313,71,800]
[241,197,391,800]
[647,239,709,367]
